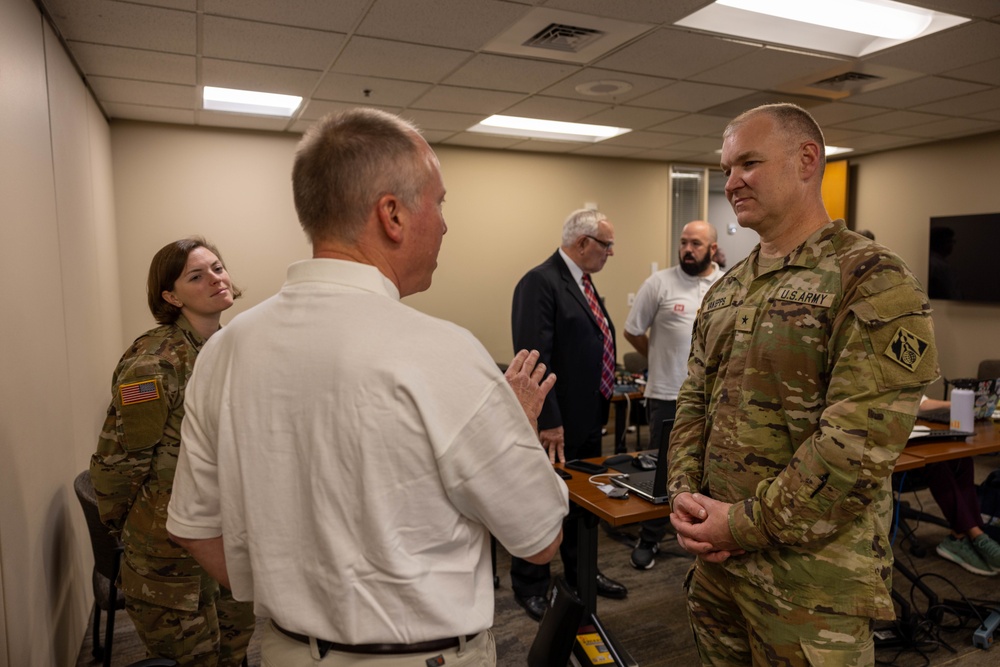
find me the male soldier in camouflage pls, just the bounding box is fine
[90,238,255,666]
[668,103,938,666]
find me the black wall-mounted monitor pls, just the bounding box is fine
[928,213,1000,304]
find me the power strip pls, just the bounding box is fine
[973,610,1000,649]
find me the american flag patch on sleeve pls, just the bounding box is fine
[120,379,161,406]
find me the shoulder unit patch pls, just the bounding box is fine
[883,326,929,372]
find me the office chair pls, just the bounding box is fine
[940,358,1000,399]
[978,359,1000,381]
[75,470,126,667]
[527,577,585,667]
[622,352,646,375]
[618,352,648,449]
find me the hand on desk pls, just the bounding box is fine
[539,427,566,464]
[671,492,745,563]
[505,349,556,433]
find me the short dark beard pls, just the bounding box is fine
[680,252,712,276]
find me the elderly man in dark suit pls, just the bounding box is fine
[509,208,628,620]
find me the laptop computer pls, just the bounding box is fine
[608,419,672,505]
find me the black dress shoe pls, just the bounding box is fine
[595,572,628,599]
[515,594,549,621]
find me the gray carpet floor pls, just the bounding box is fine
[77,424,1000,666]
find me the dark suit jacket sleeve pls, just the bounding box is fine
[512,268,562,430]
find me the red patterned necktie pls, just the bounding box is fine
[582,274,615,399]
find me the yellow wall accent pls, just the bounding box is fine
[822,159,849,222]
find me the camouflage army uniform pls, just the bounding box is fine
[668,220,938,665]
[90,315,254,666]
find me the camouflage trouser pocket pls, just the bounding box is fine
[800,634,874,667]
[119,558,201,612]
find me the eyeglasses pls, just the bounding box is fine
[585,235,615,252]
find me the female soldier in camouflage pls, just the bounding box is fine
[90,237,255,666]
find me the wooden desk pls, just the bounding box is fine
[903,419,1000,465]
[555,457,669,618]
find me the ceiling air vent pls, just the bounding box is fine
[523,23,605,53]
[811,71,884,91]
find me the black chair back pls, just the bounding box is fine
[74,469,125,667]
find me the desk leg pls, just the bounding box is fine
[614,400,627,454]
[577,511,599,617]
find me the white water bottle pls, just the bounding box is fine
[950,388,975,432]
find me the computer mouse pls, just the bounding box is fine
[633,454,657,470]
[603,454,635,467]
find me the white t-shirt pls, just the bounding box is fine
[167,259,568,644]
[624,264,723,401]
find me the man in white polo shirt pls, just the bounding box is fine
[166,108,568,666]
[623,220,723,569]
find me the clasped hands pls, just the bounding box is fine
[670,491,745,562]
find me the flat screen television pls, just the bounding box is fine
[928,213,1000,304]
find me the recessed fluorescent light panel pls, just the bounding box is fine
[467,115,631,143]
[202,86,302,117]
[676,0,969,57]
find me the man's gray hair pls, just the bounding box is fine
[561,208,607,246]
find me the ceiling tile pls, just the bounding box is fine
[845,76,989,109]
[445,54,580,93]
[631,80,753,113]
[501,95,610,122]
[88,75,196,109]
[297,100,403,123]
[691,47,845,91]
[441,133,526,149]
[198,110,291,132]
[544,0,713,24]
[104,102,195,125]
[400,109,485,132]
[596,130,693,149]
[203,0,370,31]
[67,41,195,85]
[201,59,323,97]
[866,20,1000,75]
[333,36,472,83]
[43,0,196,52]
[834,110,949,133]
[313,73,431,107]
[647,113,730,136]
[202,16,345,70]
[914,87,1000,115]
[809,102,891,126]
[540,68,673,104]
[943,57,1000,86]
[357,0,528,50]
[578,106,685,131]
[411,85,525,115]
[595,28,756,80]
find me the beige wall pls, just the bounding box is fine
[851,131,1000,394]
[111,123,674,362]
[4,0,1000,662]
[0,1,122,665]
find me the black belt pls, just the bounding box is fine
[272,621,479,657]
